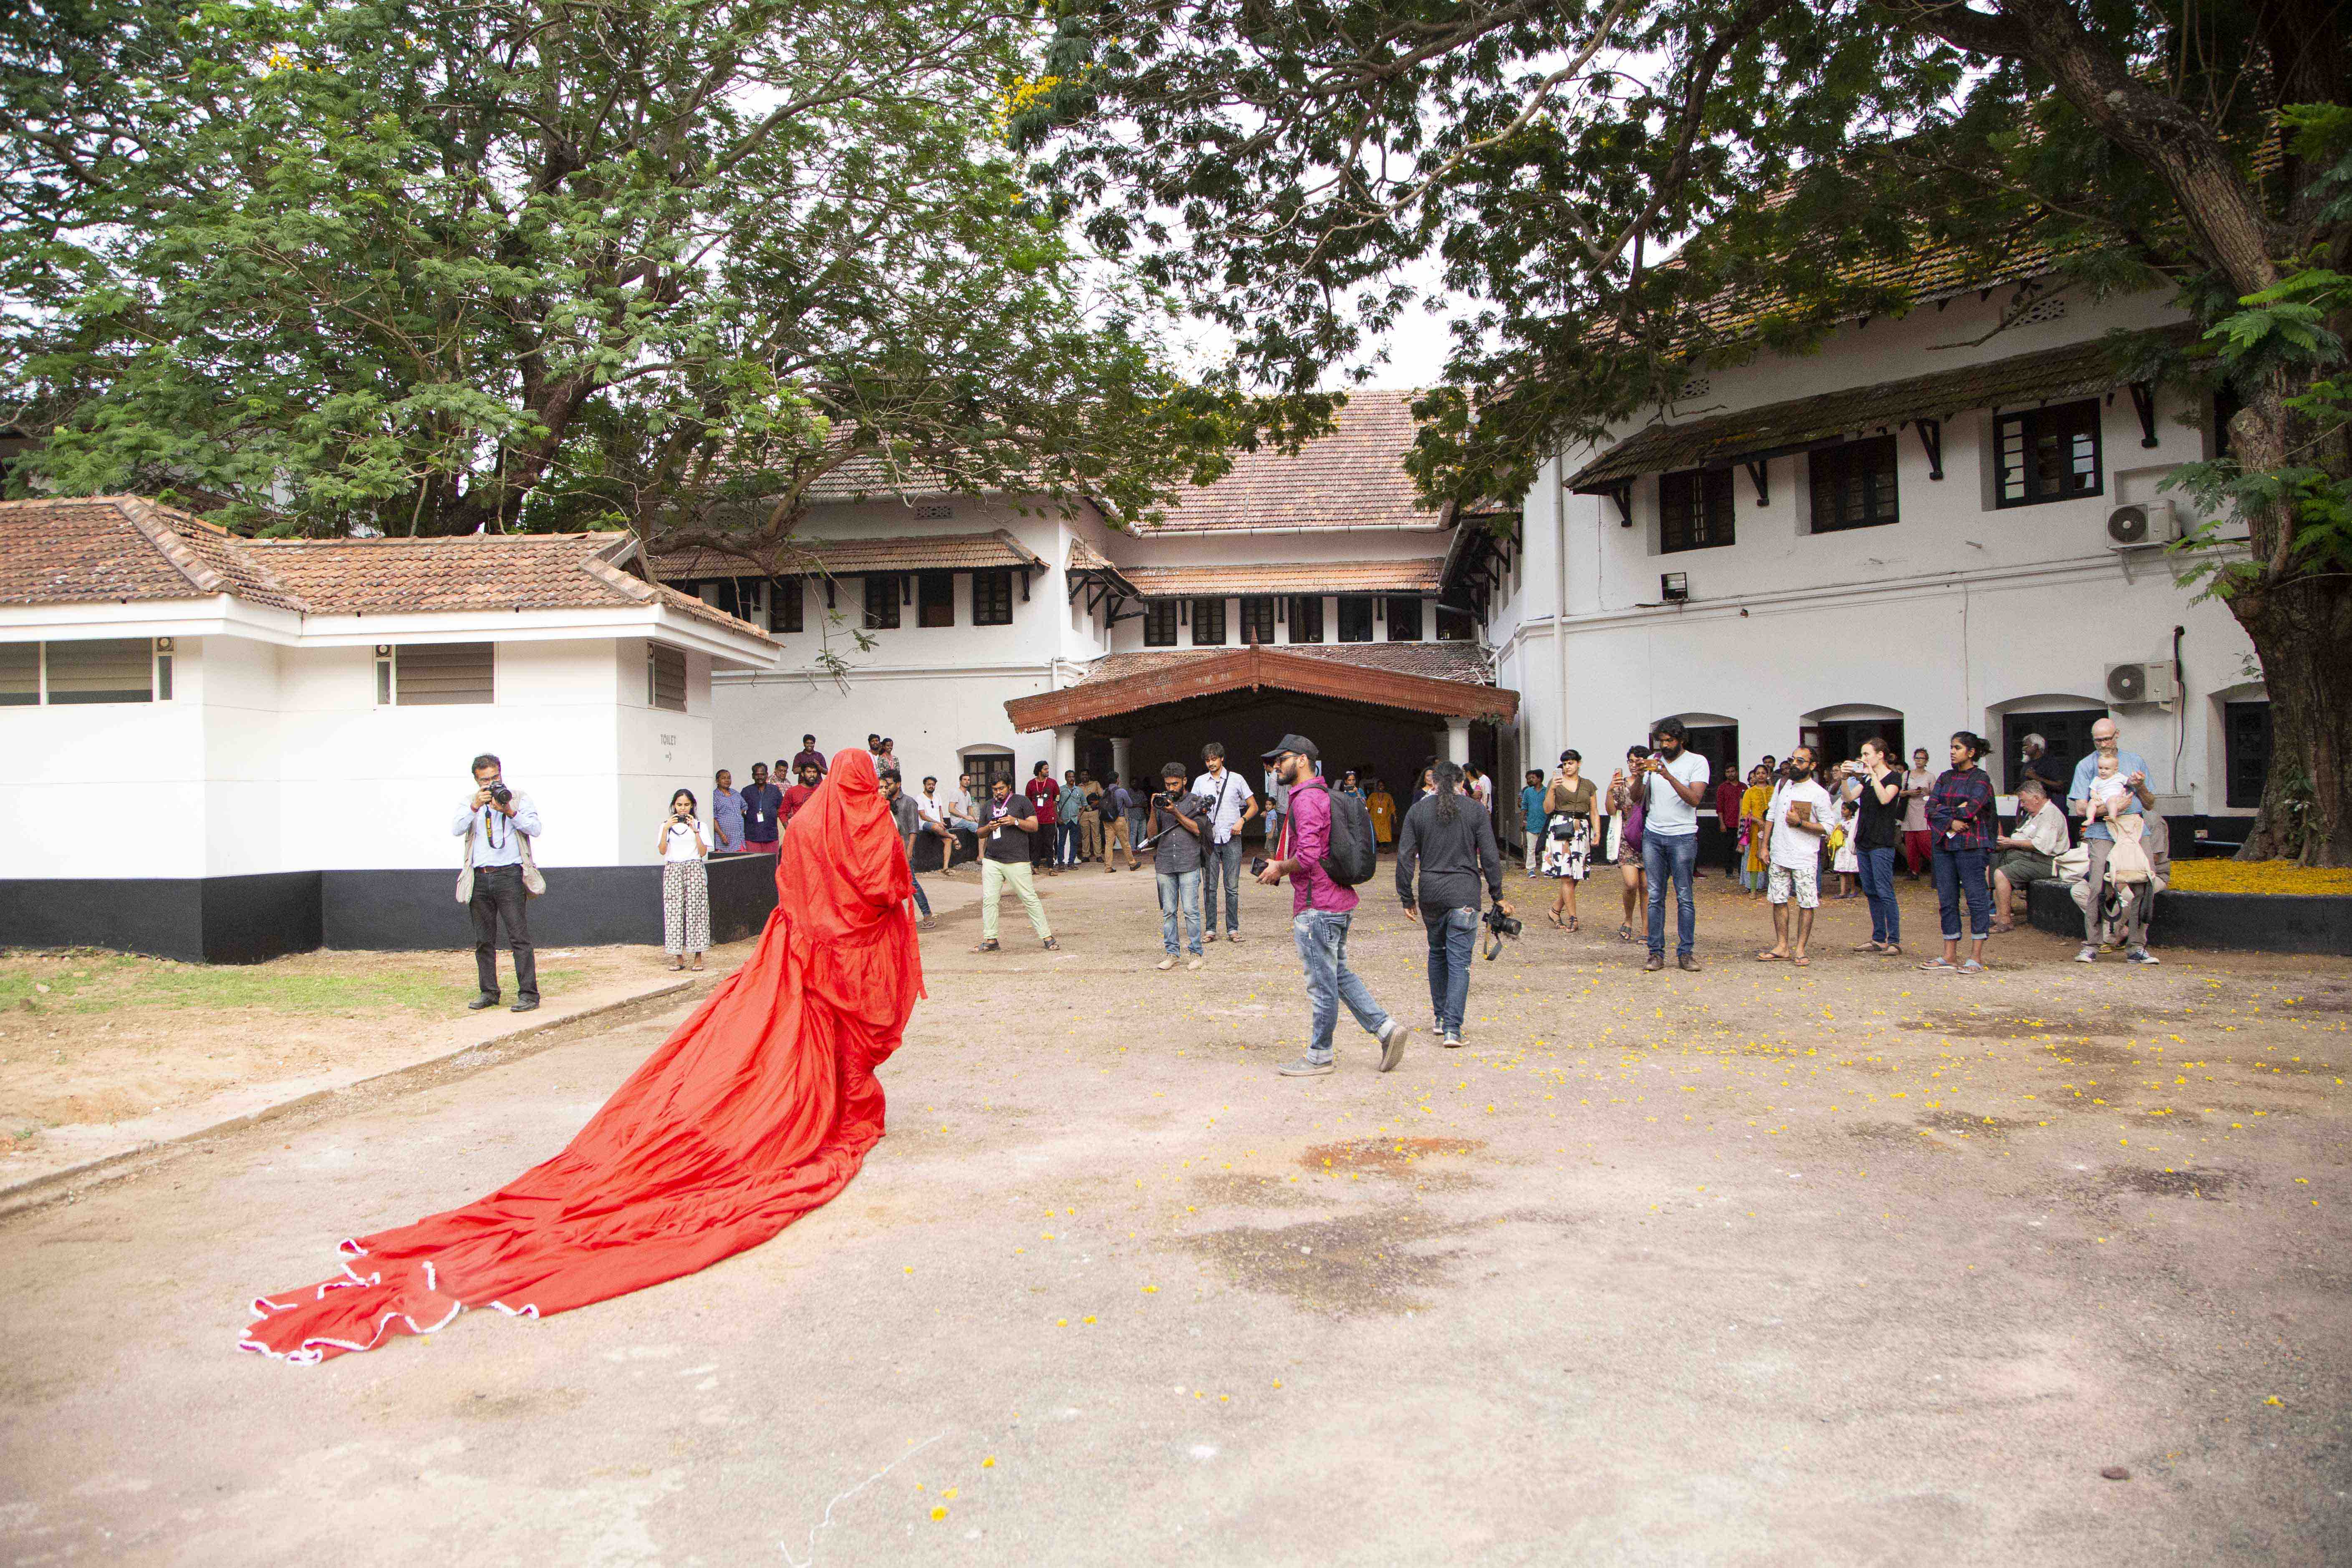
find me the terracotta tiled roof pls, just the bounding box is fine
[1075,641,1491,687]
[1566,327,2197,490]
[0,497,772,643]
[1688,234,2066,343]
[1067,535,1118,573]
[1118,559,1446,598]
[1011,642,1511,731]
[650,530,1043,579]
[1145,390,1450,535]
[0,495,304,610]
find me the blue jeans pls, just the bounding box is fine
[1858,846,1900,945]
[1642,832,1699,959]
[1126,810,1147,852]
[1156,868,1203,955]
[910,875,931,918]
[1292,909,1389,1063]
[1056,821,1080,864]
[1422,905,1478,1034]
[1202,838,1245,935]
[1932,845,1992,941]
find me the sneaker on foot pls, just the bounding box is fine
[1156,955,1177,971]
[1441,1028,1463,1049]
[1377,1018,1411,1073]
[1187,956,1205,971]
[2075,945,2097,963]
[919,917,937,931]
[2125,947,2160,965]
[1278,1055,1335,1077]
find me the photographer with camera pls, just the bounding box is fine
[1395,760,1510,1049]
[654,788,711,970]
[453,752,544,1012]
[1147,762,1210,969]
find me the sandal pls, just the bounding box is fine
[1882,944,1902,957]
[1852,942,1883,953]
[1546,909,1564,928]
[1791,955,1811,967]
[1918,957,1958,972]
[690,959,705,971]
[668,959,686,971]
[1566,916,1580,933]
[1989,919,2015,934]
[1755,950,1787,962]
[1616,923,1634,942]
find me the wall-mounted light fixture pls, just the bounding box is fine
[1661,572,1689,603]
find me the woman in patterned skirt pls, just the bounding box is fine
[1541,750,1600,931]
[656,788,712,971]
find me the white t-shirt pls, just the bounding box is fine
[1191,768,1254,844]
[1642,751,1711,837]
[1767,779,1834,869]
[1470,775,1492,806]
[662,818,708,862]
[916,790,946,826]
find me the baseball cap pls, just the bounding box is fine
[1260,733,1320,762]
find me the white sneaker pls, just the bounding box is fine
[2126,947,2161,965]
[2075,945,2097,963]
[1377,1018,1411,1073]
[1442,1028,1463,1048]
[1187,957,1205,971]
[1156,956,1176,971]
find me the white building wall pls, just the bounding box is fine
[1486,285,2261,815]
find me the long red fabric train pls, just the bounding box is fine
[240,748,923,1363]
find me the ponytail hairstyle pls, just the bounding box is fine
[1432,759,1464,823]
[1948,730,1989,765]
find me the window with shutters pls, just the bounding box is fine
[1436,606,1478,641]
[972,568,1014,626]
[0,643,38,705]
[1238,596,1275,645]
[1994,399,2103,507]
[1385,596,1423,640]
[769,576,804,633]
[1808,435,1900,531]
[1659,467,1736,552]
[43,638,157,704]
[647,643,687,712]
[1337,596,1373,642]
[918,570,956,627]
[863,573,901,629]
[1287,595,1323,642]
[1190,597,1226,646]
[386,642,495,705]
[1142,601,1178,646]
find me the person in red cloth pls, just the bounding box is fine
[241,748,923,1364]
[780,759,822,828]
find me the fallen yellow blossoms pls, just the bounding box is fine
[2169,860,2352,895]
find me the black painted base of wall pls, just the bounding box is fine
[2027,879,2352,956]
[1,855,781,965]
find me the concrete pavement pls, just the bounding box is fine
[2,869,2348,1564]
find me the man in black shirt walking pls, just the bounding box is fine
[1396,760,1510,1048]
[977,775,1057,952]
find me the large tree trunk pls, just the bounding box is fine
[2228,573,2352,864]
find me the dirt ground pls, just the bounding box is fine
[2,864,2349,1565]
[0,943,710,1161]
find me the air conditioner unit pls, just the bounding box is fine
[2106,500,2180,550]
[2105,659,2180,705]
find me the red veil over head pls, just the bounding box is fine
[242,748,923,1363]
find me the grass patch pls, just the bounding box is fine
[1,951,583,1017]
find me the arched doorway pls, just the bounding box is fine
[1989,694,2108,794]
[1801,704,1905,773]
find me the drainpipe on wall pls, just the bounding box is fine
[1555,453,1572,761]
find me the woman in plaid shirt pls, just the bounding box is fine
[1922,731,1997,974]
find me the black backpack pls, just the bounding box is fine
[1320,788,1378,886]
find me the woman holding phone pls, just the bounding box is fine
[656,788,711,971]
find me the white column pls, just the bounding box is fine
[1110,735,1132,788]
[1052,725,1078,777]
[1445,717,1471,765]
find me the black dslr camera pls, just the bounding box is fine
[487,782,513,806]
[1481,903,1522,960]
[1249,856,1270,877]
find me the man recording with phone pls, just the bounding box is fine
[454,752,544,1013]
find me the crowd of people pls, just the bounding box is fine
[525,714,2172,1091]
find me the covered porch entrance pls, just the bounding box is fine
[1006,646,1519,843]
